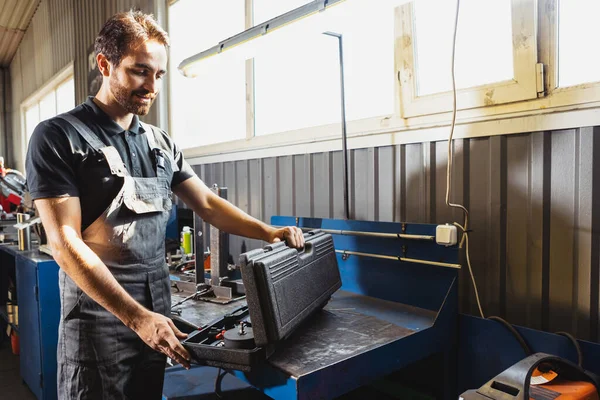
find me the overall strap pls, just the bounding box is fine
[57,113,129,178]
[57,113,106,150]
[139,121,159,151]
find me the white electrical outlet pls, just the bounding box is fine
[436,224,458,246]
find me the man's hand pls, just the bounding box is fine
[132,310,191,369]
[269,226,305,248]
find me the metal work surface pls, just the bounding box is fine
[324,290,437,331]
[268,291,430,378]
[232,284,457,400]
[172,289,437,376]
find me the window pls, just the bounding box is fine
[557,0,600,88]
[24,104,39,141]
[253,0,395,136]
[413,0,513,96]
[397,0,538,117]
[38,91,57,122]
[23,76,75,143]
[253,0,307,25]
[56,78,75,114]
[166,0,600,161]
[168,0,247,149]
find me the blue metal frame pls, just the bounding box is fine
[16,253,43,400]
[228,216,461,400]
[37,256,60,400]
[10,246,60,400]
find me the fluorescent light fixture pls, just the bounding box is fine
[178,0,347,78]
[176,0,412,78]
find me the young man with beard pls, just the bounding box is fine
[25,10,304,399]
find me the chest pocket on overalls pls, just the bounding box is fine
[122,148,173,215]
[123,190,171,214]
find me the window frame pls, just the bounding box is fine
[396,0,540,118]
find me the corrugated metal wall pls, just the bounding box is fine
[190,127,600,342]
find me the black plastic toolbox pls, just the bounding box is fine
[182,230,341,371]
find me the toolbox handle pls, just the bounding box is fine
[263,230,320,255]
[263,241,287,252]
[296,241,314,261]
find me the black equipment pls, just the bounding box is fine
[182,230,341,370]
[461,353,600,400]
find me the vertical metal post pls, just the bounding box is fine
[193,211,204,286]
[17,213,31,251]
[323,31,350,220]
[210,185,229,286]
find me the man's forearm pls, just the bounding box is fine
[52,235,149,329]
[173,176,287,244]
[202,195,273,242]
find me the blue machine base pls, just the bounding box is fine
[162,365,268,399]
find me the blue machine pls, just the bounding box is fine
[7,246,60,400]
[216,216,462,400]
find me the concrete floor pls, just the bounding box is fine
[0,337,36,400]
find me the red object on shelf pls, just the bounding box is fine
[6,193,21,205]
[0,193,21,213]
[10,331,19,355]
[0,196,10,212]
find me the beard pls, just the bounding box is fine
[110,74,155,116]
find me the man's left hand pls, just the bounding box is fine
[270,226,304,248]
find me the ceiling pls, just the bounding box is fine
[0,0,40,67]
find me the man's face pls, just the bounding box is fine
[109,40,168,116]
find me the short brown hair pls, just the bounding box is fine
[94,10,170,66]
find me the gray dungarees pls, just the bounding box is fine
[55,113,175,399]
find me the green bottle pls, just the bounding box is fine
[181,226,193,255]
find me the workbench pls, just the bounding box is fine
[169,217,461,400]
[0,244,60,400]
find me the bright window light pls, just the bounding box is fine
[39,90,56,122]
[56,78,75,114]
[253,0,395,136]
[558,0,600,87]
[413,0,514,96]
[168,0,247,148]
[253,0,308,25]
[25,104,39,141]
